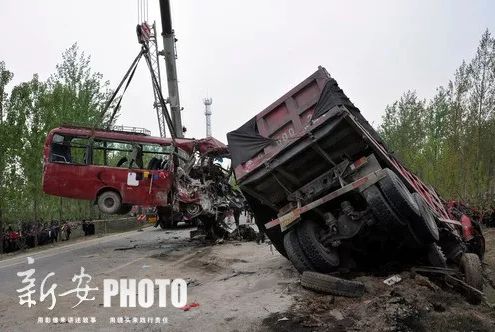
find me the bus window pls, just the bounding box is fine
[50,134,90,164]
[92,140,133,168]
[142,144,171,170]
[70,137,90,164]
[50,134,71,163]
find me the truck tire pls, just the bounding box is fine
[363,185,405,226]
[97,191,122,214]
[427,243,447,267]
[283,229,315,273]
[378,168,420,223]
[297,219,339,273]
[460,253,483,304]
[410,193,439,244]
[301,271,365,297]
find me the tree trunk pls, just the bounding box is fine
[0,207,4,254]
[59,197,63,221]
[33,199,38,247]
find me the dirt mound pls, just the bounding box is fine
[262,272,495,331]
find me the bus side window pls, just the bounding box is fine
[92,140,133,168]
[50,134,72,163]
[141,143,173,170]
[69,137,90,164]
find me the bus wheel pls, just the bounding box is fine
[97,191,122,214]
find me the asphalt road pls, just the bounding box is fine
[0,225,294,332]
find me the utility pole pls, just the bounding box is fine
[159,0,183,138]
[204,97,212,137]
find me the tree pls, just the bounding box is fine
[466,30,495,203]
[0,43,115,223]
[380,29,495,209]
[379,90,426,173]
[0,61,14,252]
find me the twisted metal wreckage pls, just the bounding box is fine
[42,125,245,239]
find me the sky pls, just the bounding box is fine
[1,0,495,142]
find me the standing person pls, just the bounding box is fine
[233,207,241,228]
[82,220,88,236]
[63,221,72,240]
[51,223,59,243]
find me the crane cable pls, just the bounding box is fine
[99,48,144,128]
[99,45,177,141]
[142,47,176,141]
[137,0,149,23]
[100,0,178,140]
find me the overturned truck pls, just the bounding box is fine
[227,67,485,296]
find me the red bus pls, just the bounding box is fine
[42,125,227,216]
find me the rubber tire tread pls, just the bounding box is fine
[427,243,447,267]
[410,193,440,244]
[363,184,405,226]
[283,229,315,273]
[460,253,483,304]
[97,191,122,214]
[378,168,420,223]
[297,220,339,273]
[301,271,365,297]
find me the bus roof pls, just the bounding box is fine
[47,125,228,155]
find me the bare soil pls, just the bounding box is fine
[260,228,495,332]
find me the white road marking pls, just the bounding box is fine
[100,257,146,275]
[0,227,155,270]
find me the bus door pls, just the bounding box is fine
[117,143,174,207]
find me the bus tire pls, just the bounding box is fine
[97,191,122,215]
[297,219,339,272]
[301,271,365,297]
[283,229,315,273]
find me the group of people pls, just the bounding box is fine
[0,219,95,253]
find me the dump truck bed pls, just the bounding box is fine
[229,67,378,181]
